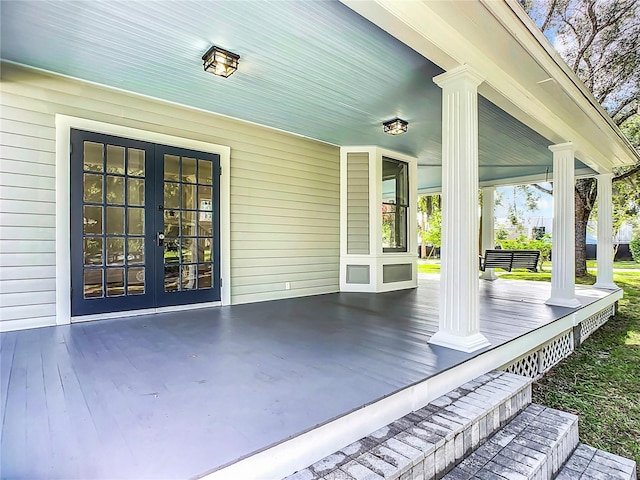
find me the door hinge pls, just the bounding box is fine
[220,278,223,287]
[219,166,222,176]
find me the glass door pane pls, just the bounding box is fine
[71,129,154,316]
[80,144,149,299]
[154,145,220,308]
[161,153,216,293]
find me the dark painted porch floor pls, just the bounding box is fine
[0,277,611,479]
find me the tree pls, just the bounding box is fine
[521,0,640,276]
[494,185,542,236]
[418,195,442,258]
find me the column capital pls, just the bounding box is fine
[433,64,484,89]
[548,142,574,153]
[596,172,614,181]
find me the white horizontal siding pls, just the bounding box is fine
[0,265,57,281]
[1,118,56,139]
[1,213,56,228]
[2,290,57,308]
[0,226,56,241]
[2,304,57,321]
[0,145,56,165]
[347,152,369,254]
[231,203,338,220]
[0,252,57,267]
[1,159,56,177]
[0,278,57,294]
[0,200,56,216]
[0,62,340,329]
[1,172,55,190]
[1,131,56,152]
[232,256,338,269]
[0,186,55,203]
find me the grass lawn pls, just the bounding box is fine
[500,269,640,468]
[417,261,440,273]
[586,260,640,270]
[418,259,639,274]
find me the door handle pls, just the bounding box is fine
[157,232,165,247]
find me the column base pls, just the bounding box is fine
[428,330,491,353]
[545,297,582,308]
[480,269,497,281]
[593,282,618,290]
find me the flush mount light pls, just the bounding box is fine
[383,118,408,135]
[202,45,240,77]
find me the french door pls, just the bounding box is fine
[70,129,221,316]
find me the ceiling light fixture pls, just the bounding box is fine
[202,45,240,78]
[383,118,408,135]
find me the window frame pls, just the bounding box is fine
[381,157,409,253]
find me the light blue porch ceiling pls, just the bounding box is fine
[0,0,595,191]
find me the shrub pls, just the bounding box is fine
[499,234,552,264]
[630,236,640,263]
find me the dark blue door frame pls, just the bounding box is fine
[153,144,221,308]
[70,129,221,317]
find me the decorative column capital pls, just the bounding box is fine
[433,64,484,89]
[548,142,574,153]
[597,172,614,181]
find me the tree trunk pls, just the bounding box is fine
[574,189,591,277]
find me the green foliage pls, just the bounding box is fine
[419,195,442,254]
[495,224,509,243]
[498,233,552,265]
[417,262,440,274]
[382,205,393,247]
[630,236,640,263]
[422,207,442,249]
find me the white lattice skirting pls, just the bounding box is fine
[580,304,615,342]
[501,330,574,379]
[500,304,616,379]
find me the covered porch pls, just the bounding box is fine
[0,276,621,479]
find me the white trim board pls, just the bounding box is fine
[55,115,232,326]
[70,302,223,324]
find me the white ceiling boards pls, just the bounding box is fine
[3,0,633,190]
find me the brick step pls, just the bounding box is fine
[556,444,637,480]
[284,371,532,480]
[443,404,578,480]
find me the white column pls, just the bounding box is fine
[480,186,497,280]
[594,173,617,289]
[429,65,490,353]
[546,142,581,307]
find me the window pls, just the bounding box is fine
[381,157,408,252]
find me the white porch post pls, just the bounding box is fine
[480,186,497,281]
[546,142,581,307]
[594,173,617,289]
[429,65,490,352]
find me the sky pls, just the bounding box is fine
[494,184,553,220]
